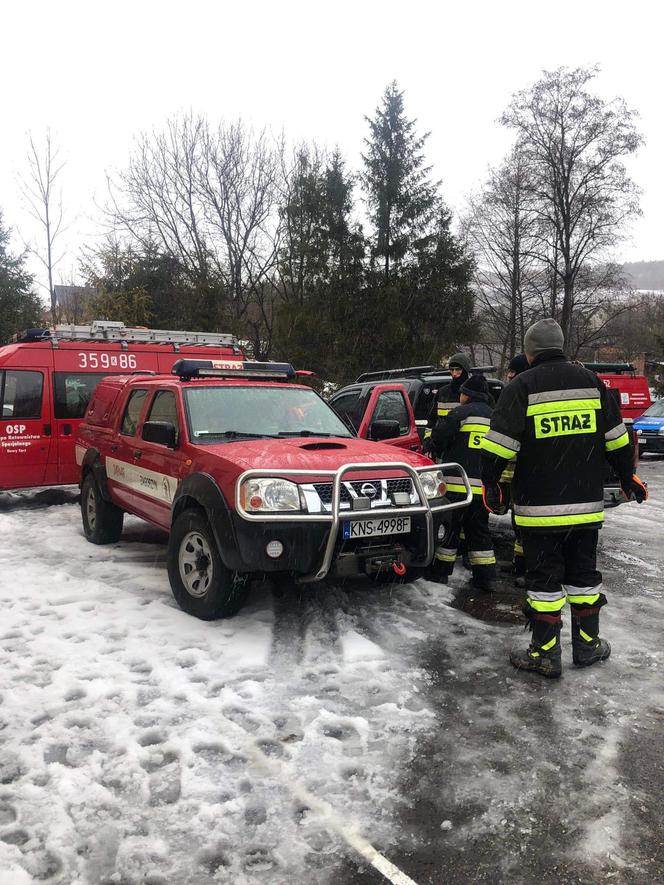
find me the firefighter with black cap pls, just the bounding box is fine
[425,352,473,439]
[506,353,529,382]
[481,318,647,678]
[429,373,496,591]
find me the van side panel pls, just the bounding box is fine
[0,337,243,491]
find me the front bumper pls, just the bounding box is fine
[232,461,472,582]
[637,433,664,454]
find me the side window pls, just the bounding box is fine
[53,373,108,419]
[145,391,179,443]
[120,389,148,436]
[373,390,410,435]
[0,370,43,419]
[330,391,362,432]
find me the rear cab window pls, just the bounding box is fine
[120,389,149,436]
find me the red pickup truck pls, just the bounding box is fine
[76,360,471,619]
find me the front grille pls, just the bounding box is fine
[387,478,413,496]
[349,480,381,497]
[307,477,415,511]
[313,483,352,504]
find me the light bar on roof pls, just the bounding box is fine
[172,358,296,380]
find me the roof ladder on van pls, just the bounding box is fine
[48,321,240,350]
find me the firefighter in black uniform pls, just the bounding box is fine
[499,353,530,582]
[425,353,473,439]
[429,373,496,590]
[481,318,647,678]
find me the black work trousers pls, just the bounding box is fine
[522,528,603,612]
[436,496,496,580]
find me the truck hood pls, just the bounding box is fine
[206,436,433,477]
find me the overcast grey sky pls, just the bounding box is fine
[2,0,662,297]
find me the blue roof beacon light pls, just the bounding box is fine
[171,359,296,381]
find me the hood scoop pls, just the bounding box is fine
[299,441,347,450]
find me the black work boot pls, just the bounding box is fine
[510,610,562,679]
[570,598,611,667]
[429,552,453,585]
[470,563,497,593]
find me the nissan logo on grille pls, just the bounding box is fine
[360,482,379,499]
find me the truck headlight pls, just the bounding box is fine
[418,469,446,499]
[241,478,302,512]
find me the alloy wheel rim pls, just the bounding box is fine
[179,531,213,597]
[86,486,97,530]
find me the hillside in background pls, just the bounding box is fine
[623,260,664,291]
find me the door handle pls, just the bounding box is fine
[133,449,142,459]
[43,424,52,437]
[62,424,72,437]
[410,444,419,450]
[110,444,118,452]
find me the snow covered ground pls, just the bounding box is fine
[0,461,663,885]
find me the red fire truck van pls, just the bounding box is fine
[0,321,244,492]
[584,362,652,423]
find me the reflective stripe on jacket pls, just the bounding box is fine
[480,351,633,532]
[431,394,493,496]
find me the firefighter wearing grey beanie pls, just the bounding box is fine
[523,318,565,359]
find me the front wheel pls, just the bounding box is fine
[167,509,249,620]
[81,472,124,544]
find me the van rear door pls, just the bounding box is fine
[0,368,53,490]
[53,370,110,484]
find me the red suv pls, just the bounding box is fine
[76,360,471,619]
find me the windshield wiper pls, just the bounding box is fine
[195,430,278,440]
[277,430,351,438]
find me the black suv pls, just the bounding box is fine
[330,365,504,439]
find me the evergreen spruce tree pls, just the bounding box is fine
[0,211,43,344]
[361,81,438,282]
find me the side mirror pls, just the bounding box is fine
[369,419,400,441]
[142,420,178,448]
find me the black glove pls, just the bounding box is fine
[621,474,648,504]
[482,481,506,515]
[422,433,435,457]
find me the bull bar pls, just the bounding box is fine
[234,461,472,582]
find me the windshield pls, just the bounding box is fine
[184,385,354,441]
[643,399,664,418]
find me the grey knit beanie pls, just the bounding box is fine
[448,352,472,375]
[523,319,564,358]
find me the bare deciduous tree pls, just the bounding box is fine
[463,146,542,371]
[107,113,282,334]
[199,120,282,323]
[501,66,643,346]
[20,131,68,324]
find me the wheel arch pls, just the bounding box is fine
[172,473,239,569]
[80,448,113,502]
